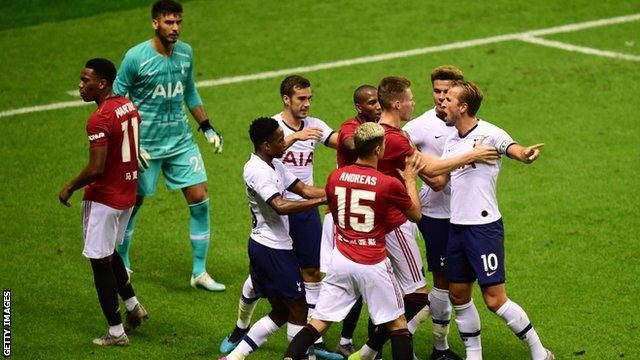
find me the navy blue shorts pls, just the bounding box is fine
[248,238,306,300]
[417,216,450,273]
[288,208,322,268]
[447,219,505,287]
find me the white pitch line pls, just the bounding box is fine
[3,13,639,119]
[518,35,640,62]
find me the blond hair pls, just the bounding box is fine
[354,122,385,157]
[451,80,483,116]
[430,65,464,82]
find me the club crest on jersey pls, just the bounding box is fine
[281,151,313,167]
[151,80,184,99]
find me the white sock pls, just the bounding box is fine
[124,296,139,312]
[495,299,547,360]
[430,287,452,351]
[454,300,482,360]
[237,276,259,329]
[359,344,378,360]
[231,315,280,358]
[305,281,324,344]
[339,337,352,346]
[407,303,430,334]
[109,323,125,337]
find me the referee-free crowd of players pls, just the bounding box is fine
[58,1,553,360]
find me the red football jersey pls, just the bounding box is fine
[83,96,140,209]
[336,117,364,168]
[326,163,413,264]
[377,123,416,229]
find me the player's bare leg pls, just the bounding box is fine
[183,182,225,291]
[481,284,553,360]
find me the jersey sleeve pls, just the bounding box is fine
[402,120,422,150]
[315,119,335,145]
[247,166,281,203]
[86,112,111,148]
[183,45,204,111]
[113,52,138,96]
[491,126,516,154]
[397,132,416,157]
[385,177,413,212]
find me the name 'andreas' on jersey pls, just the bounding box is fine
[326,164,413,265]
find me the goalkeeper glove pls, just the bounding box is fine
[199,120,223,154]
[138,148,151,173]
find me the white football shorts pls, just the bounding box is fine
[82,200,133,259]
[385,220,427,294]
[319,214,335,273]
[314,248,404,326]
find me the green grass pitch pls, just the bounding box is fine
[0,0,639,359]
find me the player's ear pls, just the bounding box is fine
[152,18,159,30]
[460,102,468,115]
[283,95,290,107]
[98,79,107,90]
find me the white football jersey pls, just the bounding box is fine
[442,120,516,225]
[273,113,334,200]
[243,153,299,249]
[403,108,457,219]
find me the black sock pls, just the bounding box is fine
[90,258,121,326]
[284,324,320,359]
[366,318,386,352]
[341,297,363,339]
[228,325,249,343]
[404,292,429,321]
[389,328,413,360]
[112,251,135,301]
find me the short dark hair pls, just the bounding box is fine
[280,75,311,97]
[85,58,117,85]
[451,80,483,116]
[249,117,279,147]
[430,65,464,82]
[353,84,376,105]
[152,0,182,19]
[377,76,411,110]
[354,122,385,158]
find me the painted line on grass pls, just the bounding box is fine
[3,12,639,119]
[518,35,640,62]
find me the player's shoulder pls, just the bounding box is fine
[477,119,509,137]
[304,116,329,127]
[124,40,153,58]
[173,40,193,57]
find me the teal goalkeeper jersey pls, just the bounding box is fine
[114,40,203,158]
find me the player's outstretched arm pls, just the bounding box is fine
[507,143,544,164]
[268,194,327,215]
[283,127,324,150]
[398,153,425,222]
[419,172,449,192]
[58,146,107,207]
[325,132,339,149]
[289,181,326,200]
[420,137,500,177]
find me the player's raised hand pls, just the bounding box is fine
[472,136,500,164]
[399,152,426,181]
[58,187,73,207]
[295,126,324,142]
[522,143,544,163]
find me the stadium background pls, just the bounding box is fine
[0,0,638,358]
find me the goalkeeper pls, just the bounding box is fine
[113,0,225,291]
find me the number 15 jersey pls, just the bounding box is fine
[325,163,413,265]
